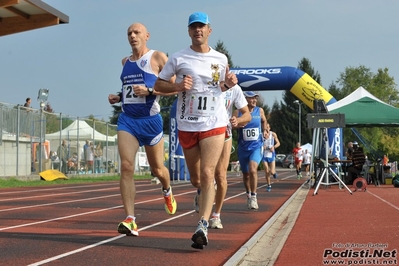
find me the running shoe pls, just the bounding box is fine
[297,174,301,180]
[246,194,251,209]
[266,185,272,192]
[117,217,138,236]
[191,218,208,248]
[273,172,278,179]
[163,187,177,215]
[193,193,200,213]
[209,217,223,229]
[250,196,259,210]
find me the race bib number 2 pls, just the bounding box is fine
[243,128,259,141]
[123,84,145,104]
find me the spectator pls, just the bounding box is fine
[347,141,366,183]
[94,142,103,173]
[68,153,78,173]
[83,140,90,172]
[23,97,31,108]
[345,141,354,160]
[50,151,60,170]
[86,142,94,173]
[57,140,68,174]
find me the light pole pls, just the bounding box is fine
[37,88,49,173]
[293,100,302,144]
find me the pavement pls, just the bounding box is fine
[226,175,308,266]
[227,170,399,266]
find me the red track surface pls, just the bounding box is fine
[275,183,399,266]
[0,171,302,266]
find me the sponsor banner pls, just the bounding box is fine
[232,66,342,159]
[169,99,190,181]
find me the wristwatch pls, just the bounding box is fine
[147,87,154,95]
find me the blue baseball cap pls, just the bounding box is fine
[243,91,259,98]
[188,12,210,26]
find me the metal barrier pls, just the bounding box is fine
[0,101,120,177]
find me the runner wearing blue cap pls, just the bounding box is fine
[233,91,268,209]
[154,12,238,249]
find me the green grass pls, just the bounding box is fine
[0,174,153,188]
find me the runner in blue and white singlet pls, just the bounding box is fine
[120,50,160,118]
[233,91,267,210]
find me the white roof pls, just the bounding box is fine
[45,120,116,142]
[327,86,387,111]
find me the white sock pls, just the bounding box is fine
[212,212,220,218]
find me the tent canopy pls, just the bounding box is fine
[300,143,312,153]
[45,120,116,142]
[327,87,399,127]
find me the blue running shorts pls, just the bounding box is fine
[238,147,263,173]
[117,112,163,147]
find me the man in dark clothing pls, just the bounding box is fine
[347,142,365,183]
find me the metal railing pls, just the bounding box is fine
[0,101,120,177]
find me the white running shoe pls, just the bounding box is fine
[250,196,259,210]
[191,218,208,249]
[209,217,223,229]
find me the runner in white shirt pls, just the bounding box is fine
[207,84,250,229]
[262,123,280,191]
[154,12,238,249]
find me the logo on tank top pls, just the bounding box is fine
[140,59,148,68]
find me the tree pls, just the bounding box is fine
[329,65,399,161]
[159,95,177,135]
[109,104,121,125]
[214,40,238,68]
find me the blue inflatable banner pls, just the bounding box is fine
[231,66,342,159]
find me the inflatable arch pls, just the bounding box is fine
[169,66,343,180]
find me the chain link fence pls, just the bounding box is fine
[0,101,120,177]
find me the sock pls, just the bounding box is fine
[163,187,170,196]
[127,215,135,221]
[211,212,220,218]
[197,188,201,195]
[250,192,257,197]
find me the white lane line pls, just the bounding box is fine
[367,190,399,211]
[0,185,188,213]
[27,210,195,266]
[0,182,191,204]
[0,182,119,195]
[26,178,293,266]
[0,190,194,232]
[0,187,117,202]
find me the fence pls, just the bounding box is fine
[0,101,121,177]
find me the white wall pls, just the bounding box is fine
[0,135,31,176]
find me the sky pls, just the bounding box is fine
[1,0,399,121]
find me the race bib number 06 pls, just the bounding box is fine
[243,128,259,141]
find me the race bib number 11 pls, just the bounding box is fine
[188,95,217,116]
